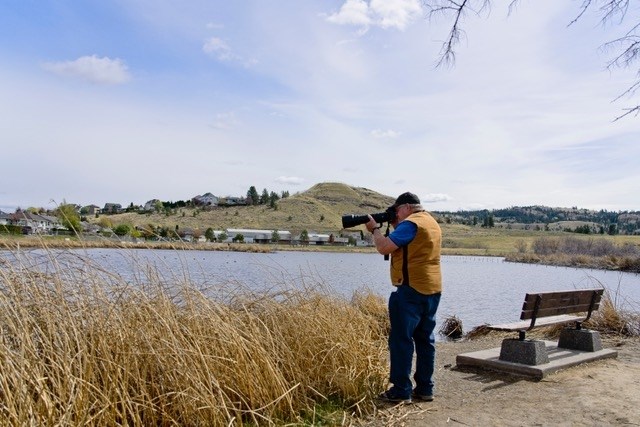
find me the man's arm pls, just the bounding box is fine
[365,216,399,255]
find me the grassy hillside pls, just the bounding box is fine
[90,182,395,234]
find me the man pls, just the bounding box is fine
[365,191,442,404]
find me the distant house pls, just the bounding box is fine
[219,196,247,206]
[180,228,195,242]
[332,236,349,246]
[103,203,122,214]
[307,233,331,245]
[192,193,218,208]
[81,221,101,234]
[143,199,162,212]
[5,210,62,234]
[226,229,291,244]
[82,205,101,216]
[0,210,11,226]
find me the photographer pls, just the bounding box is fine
[365,192,442,404]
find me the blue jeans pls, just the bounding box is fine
[388,284,441,397]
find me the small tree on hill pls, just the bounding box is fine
[56,201,81,234]
[113,224,131,236]
[260,188,269,205]
[300,229,309,245]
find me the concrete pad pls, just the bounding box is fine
[456,340,618,380]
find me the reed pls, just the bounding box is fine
[0,249,388,426]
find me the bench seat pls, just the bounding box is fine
[488,314,585,332]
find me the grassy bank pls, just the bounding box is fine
[0,235,272,253]
[0,250,389,425]
[505,235,640,273]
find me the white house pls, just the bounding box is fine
[4,211,62,234]
[192,193,218,207]
[225,228,291,243]
[0,211,11,226]
[307,233,331,245]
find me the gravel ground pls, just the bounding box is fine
[363,334,640,426]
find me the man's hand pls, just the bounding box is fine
[365,215,378,233]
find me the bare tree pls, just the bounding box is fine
[423,0,640,119]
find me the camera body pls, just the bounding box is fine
[341,206,396,229]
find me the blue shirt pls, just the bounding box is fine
[388,220,417,247]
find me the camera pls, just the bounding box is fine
[341,206,396,228]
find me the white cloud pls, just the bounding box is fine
[41,55,131,84]
[422,193,452,203]
[203,36,257,67]
[371,129,400,138]
[326,0,421,31]
[370,0,421,30]
[203,37,233,60]
[326,0,371,27]
[211,111,240,130]
[275,176,305,185]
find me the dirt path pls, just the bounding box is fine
[366,336,640,426]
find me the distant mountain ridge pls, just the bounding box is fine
[434,205,640,234]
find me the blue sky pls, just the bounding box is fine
[1,0,639,213]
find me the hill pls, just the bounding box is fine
[88,182,640,236]
[90,182,395,234]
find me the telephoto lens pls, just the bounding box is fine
[341,214,369,229]
[341,207,395,228]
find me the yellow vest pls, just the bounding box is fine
[390,211,442,295]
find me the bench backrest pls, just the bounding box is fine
[520,288,604,321]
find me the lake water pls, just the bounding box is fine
[2,248,639,336]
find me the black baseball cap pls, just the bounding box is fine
[390,192,420,209]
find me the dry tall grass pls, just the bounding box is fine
[0,249,388,426]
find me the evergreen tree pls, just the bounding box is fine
[260,188,269,205]
[247,186,259,205]
[269,191,279,208]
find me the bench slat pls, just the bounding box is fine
[519,289,603,320]
[521,303,600,320]
[488,314,585,332]
[487,289,604,335]
[521,289,603,310]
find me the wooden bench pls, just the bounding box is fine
[486,288,606,365]
[487,288,604,340]
[457,288,616,372]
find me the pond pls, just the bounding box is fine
[2,248,639,336]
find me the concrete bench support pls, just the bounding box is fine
[558,328,602,352]
[499,339,549,365]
